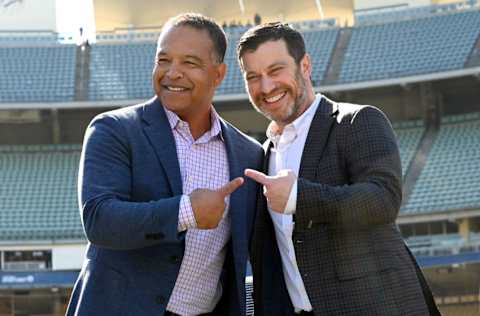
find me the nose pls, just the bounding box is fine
[165,63,183,80]
[259,76,275,95]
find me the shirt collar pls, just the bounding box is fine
[163,106,224,142]
[266,94,322,143]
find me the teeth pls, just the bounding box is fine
[265,92,285,103]
[166,86,187,92]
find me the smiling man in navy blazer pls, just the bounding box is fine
[66,13,263,316]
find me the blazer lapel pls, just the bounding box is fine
[220,120,248,305]
[299,96,338,180]
[141,98,183,196]
[220,120,245,231]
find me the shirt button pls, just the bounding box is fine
[155,295,165,305]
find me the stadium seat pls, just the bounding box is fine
[0,144,85,241]
[402,112,480,214]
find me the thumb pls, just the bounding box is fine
[217,177,244,197]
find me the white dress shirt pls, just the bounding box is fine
[266,94,322,313]
[164,107,230,316]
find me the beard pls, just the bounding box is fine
[250,69,308,126]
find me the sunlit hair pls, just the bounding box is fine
[237,22,306,66]
[163,13,227,63]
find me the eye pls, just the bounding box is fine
[156,57,169,64]
[185,60,199,67]
[270,67,282,75]
[246,74,259,82]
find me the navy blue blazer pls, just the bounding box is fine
[66,97,263,316]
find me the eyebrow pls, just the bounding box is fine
[156,51,205,64]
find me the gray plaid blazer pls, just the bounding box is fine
[251,96,437,316]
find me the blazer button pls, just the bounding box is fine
[155,295,166,305]
[170,255,180,263]
[295,238,304,244]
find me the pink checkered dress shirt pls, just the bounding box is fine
[164,107,230,316]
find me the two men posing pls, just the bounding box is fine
[67,14,439,316]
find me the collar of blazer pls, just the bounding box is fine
[263,96,339,179]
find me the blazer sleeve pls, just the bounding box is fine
[295,106,402,229]
[79,114,182,250]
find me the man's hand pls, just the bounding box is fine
[244,169,296,213]
[190,177,244,229]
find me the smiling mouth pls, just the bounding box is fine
[264,91,286,104]
[164,85,189,92]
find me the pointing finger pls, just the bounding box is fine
[217,177,244,197]
[244,169,271,186]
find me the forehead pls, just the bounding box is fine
[156,25,214,57]
[240,39,294,71]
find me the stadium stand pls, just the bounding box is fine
[0,45,77,103]
[355,0,478,25]
[302,28,340,86]
[1,4,480,314]
[439,303,480,316]
[340,9,480,83]
[88,26,340,99]
[393,120,425,177]
[402,112,480,214]
[0,119,426,243]
[406,233,480,257]
[88,42,156,100]
[0,32,58,45]
[1,9,479,102]
[0,144,84,241]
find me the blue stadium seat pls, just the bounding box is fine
[0,144,85,241]
[340,10,480,83]
[402,112,480,214]
[0,45,76,102]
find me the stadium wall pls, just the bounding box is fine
[0,0,56,31]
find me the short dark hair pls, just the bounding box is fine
[164,13,227,63]
[237,22,306,65]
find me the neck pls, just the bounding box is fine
[178,106,212,140]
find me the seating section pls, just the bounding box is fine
[0,144,84,241]
[402,112,480,214]
[2,9,480,102]
[302,28,339,86]
[340,10,480,83]
[88,42,156,100]
[405,234,480,257]
[89,27,339,99]
[0,33,58,45]
[0,45,76,102]
[393,120,424,177]
[217,34,245,95]
[438,303,480,316]
[355,1,478,25]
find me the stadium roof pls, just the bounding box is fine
[93,0,354,31]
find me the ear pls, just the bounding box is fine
[300,53,312,79]
[214,63,227,87]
